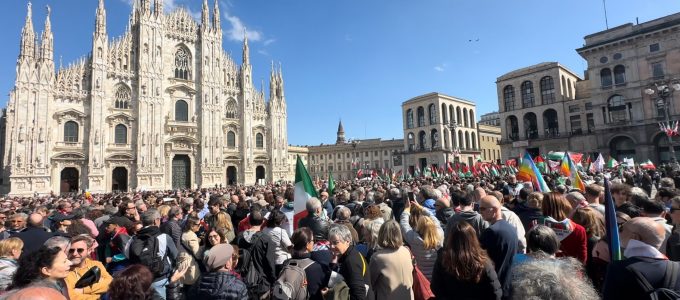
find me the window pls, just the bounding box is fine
[225,99,237,118]
[600,68,612,87]
[346,153,350,158]
[652,62,664,79]
[256,133,264,149]
[600,56,608,64]
[503,85,515,111]
[608,95,627,122]
[374,160,379,169]
[650,43,660,52]
[384,150,388,155]
[540,76,555,104]
[328,165,333,172]
[365,151,369,157]
[227,131,236,148]
[114,85,131,109]
[418,131,426,150]
[431,129,439,148]
[406,109,414,129]
[64,121,78,142]
[428,104,437,125]
[585,102,593,110]
[175,100,189,121]
[613,53,623,60]
[569,105,580,113]
[521,81,535,108]
[614,65,626,85]
[417,107,425,127]
[346,162,351,170]
[174,47,191,80]
[374,151,378,156]
[384,160,389,168]
[320,165,324,172]
[587,113,594,133]
[337,153,341,159]
[407,133,415,151]
[114,124,127,144]
[338,163,342,171]
[570,115,582,135]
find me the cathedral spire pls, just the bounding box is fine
[201,0,210,29]
[40,5,53,62]
[94,0,107,38]
[140,0,150,15]
[336,120,346,144]
[242,30,250,65]
[278,62,285,100]
[154,0,163,17]
[19,2,36,60]
[212,0,221,32]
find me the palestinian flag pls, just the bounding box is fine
[534,155,546,174]
[606,157,619,169]
[640,160,656,170]
[294,156,319,229]
[490,164,500,177]
[356,169,363,178]
[447,162,454,174]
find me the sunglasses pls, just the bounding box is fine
[68,248,86,255]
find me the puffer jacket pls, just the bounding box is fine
[298,214,330,242]
[189,271,248,300]
[399,209,443,280]
[0,257,17,291]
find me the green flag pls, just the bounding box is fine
[328,170,335,195]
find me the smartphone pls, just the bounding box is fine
[407,192,414,202]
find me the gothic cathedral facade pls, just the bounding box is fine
[0,0,289,195]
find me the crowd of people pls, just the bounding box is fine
[0,164,677,300]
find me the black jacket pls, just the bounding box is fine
[436,208,455,226]
[13,227,56,258]
[667,227,680,262]
[511,201,542,232]
[602,256,678,299]
[336,245,374,300]
[189,271,248,300]
[430,254,502,300]
[160,219,182,251]
[298,214,330,242]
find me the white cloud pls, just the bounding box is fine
[257,49,269,56]
[223,11,262,42]
[120,0,200,21]
[434,63,447,72]
[263,39,276,46]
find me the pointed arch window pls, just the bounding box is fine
[64,121,79,143]
[175,100,189,121]
[114,124,127,144]
[227,131,236,148]
[114,85,131,109]
[256,133,264,149]
[226,99,237,118]
[174,47,191,80]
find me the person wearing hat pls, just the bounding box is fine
[102,216,132,273]
[188,243,248,299]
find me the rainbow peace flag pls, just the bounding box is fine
[517,152,551,192]
[604,178,622,261]
[560,152,586,191]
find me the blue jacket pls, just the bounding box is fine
[189,271,248,300]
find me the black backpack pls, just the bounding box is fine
[239,232,275,300]
[626,260,680,300]
[129,233,166,278]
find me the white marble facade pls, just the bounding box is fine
[1,0,289,195]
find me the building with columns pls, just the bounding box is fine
[477,124,502,163]
[402,92,482,172]
[0,0,291,195]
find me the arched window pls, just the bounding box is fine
[614,65,626,85]
[608,95,627,122]
[600,68,612,87]
[64,121,78,142]
[456,107,462,124]
[465,132,470,149]
[114,124,127,144]
[430,129,439,149]
[458,131,464,149]
[441,103,448,124]
[174,47,191,80]
[428,104,437,125]
[471,132,477,149]
[407,133,415,151]
[521,81,535,108]
[227,131,236,148]
[463,108,469,127]
[449,105,455,124]
[418,131,426,150]
[114,85,131,109]
[175,100,188,121]
[540,76,555,104]
[417,107,425,127]
[406,109,414,129]
[523,112,538,139]
[256,133,264,149]
[503,85,515,111]
[469,110,475,129]
[226,99,237,118]
[543,109,559,138]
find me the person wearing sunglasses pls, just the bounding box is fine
[64,234,112,300]
[666,196,680,261]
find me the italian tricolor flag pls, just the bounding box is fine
[293,155,318,230]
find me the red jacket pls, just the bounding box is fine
[557,220,588,264]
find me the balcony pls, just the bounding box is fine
[544,128,560,138]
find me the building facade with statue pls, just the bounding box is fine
[0,0,291,195]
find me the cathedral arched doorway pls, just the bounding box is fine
[227,166,237,185]
[172,155,191,190]
[112,167,128,192]
[256,166,265,183]
[60,168,79,194]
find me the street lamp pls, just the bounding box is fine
[447,121,459,163]
[645,81,680,166]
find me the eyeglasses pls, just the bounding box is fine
[329,240,344,245]
[208,235,220,239]
[68,248,86,255]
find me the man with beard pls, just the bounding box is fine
[64,235,112,300]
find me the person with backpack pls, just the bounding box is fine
[125,209,178,300]
[188,243,248,300]
[603,217,680,299]
[235,209,276,299]
[272,227,327,300]
[328,224,374,300]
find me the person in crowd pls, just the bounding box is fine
[512,225,559,266]
[7,213,27,234]
[571,206,604,265]
[584,184,605,216]
[399,198,443,280]
[108,264,187,300]
[203,227,229,257]
[374,191,393,222]
[641,199,673,254]
[668,196,680,261]
[328,224,373,300]
[160,206,183,251]
[102,216,131,273]
[602,217,675,299]
[2,285,68,300]
[177,216,202,290]
[333,206,359,243]
[13,213,55,258]
[298,197,331,242]
[357,205,384,258]
[117,200,140,222]
[369,220,413,300]
[188,244,248,299]
[478,195,518,299]
[0,238,23,291]
[511,257,600,300]
[211,212,236,243]
[431,220,502,300]
[64,234,112,300]
[541,192,588,264]
[9,246,72,298]
[289,227,327,300]
[263,209,292,274]
[447,191,488,237]
[434,190,455,226]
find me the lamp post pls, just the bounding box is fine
[645,81,680,167]
[447,121,459,163]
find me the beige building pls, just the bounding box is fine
[0,1,293,195]
[402,92,481,172]
[306,121,403,180]
[477,124,502,163]
[286,145,309,181]
[498,12,680,164]
[479,111,501,126]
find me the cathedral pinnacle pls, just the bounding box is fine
[242,29,250,65]
[19,2,36,59]
[154,0,163,16]
[95,0,107,38]
[201,0,210,29]
[212,0,221,32]
[40,5,53,62]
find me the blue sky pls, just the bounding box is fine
[1,0,679,146]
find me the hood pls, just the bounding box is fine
[457,210,482,221]
[136,225,160,238]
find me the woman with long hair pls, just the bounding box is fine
[176,216,203,289]
[108,264,161,300]
[431,221,502,300]
[399,199,443,280]
[572,206,605,285]
[541,192,588,264]
[9,246,72,297]
[212,211,235,243]
[289,227,327,300]
[369,220,414,299]
[263,209,292,275]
